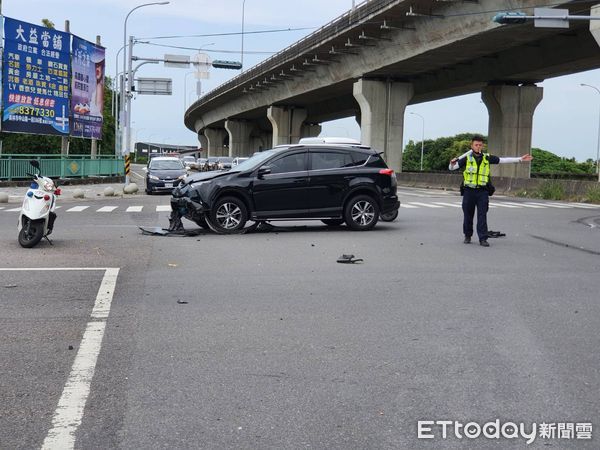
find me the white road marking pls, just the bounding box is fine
[41,268,120,450]
[156,205,171,212]
[400,203,419,208]
[97,206,118,212]
[406,202,444,208]
[0,267,120,450]
[5,207,22,212]
[502,201,545,208]
[489,202,520,208]
[126,206,143,212]
[526,202,570,209]
[66,206,90,212]
[0,206,5,210]
[571,202,600,209]
[432,202,462,208]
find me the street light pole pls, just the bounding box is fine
[241,0,247,69]
[410,112,425,171]
[122,1,169,183]
[580,83,600,182]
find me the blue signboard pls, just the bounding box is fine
[71,36,105,139]
[2,17,71,136]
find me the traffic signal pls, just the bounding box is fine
[493,12,528,24]
[212,60,243,70]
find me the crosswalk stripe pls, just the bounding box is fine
[126,206,144,212]
[525,202,570,209]
[432,202,462,208]
[570,202,600,209]
[503,201,545,208]
[407,202,444,208]
[156,205,171,212]
[489,202,520,208]
[97,206,118,212]
[66,206,90,212]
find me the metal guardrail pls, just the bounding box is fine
[0,154,124,181]
[185,0,400,117]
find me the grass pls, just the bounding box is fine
[534,180,565,200]
[584,185,600,204]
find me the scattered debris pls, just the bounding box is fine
[4,284,17,288]
[336,254,363,264]
[488,230,506,238]
[177,299,188,304]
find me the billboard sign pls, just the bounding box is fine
[71,35,105,139]
[1,17,71,136]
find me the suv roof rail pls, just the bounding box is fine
[298,137,361,145]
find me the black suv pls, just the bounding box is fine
[169,143,399,233]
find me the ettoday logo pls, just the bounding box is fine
[417,420,593,444]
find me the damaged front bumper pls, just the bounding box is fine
[168,196,209,231]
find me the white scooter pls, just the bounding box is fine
[17,160,61,248]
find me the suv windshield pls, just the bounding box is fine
[149,160,184,170]
[230,148,287,172]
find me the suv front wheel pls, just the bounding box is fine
[344,195,379,231]
[207,196,248,234]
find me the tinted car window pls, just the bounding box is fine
[349,150,369,167]
[269,152,306,174]
[310,151,354,170]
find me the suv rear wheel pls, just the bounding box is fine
[344,195,379,231]
[207,196,248,234]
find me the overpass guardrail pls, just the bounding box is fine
[185,0,399,116]
[0,154,124,181]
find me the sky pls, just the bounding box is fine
[2,0,600,162]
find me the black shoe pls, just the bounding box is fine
[479,240,490,247]
[463,236,471,244]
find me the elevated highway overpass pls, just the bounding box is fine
[184,0,600,177]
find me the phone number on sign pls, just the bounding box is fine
[16,106,56,118]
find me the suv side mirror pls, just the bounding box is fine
[257,166,271,178]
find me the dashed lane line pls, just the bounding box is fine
[126,206,144,212]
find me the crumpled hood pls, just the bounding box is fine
[183,170,233,185]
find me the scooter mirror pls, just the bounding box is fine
[30,160,40,170]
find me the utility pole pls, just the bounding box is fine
[91,35,101,159]
[61,20,70,156]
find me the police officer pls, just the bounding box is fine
[449,136,533,247]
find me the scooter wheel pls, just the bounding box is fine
[18,219,45,248]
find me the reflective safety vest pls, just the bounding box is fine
[463,153,490,187]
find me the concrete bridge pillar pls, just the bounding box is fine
[353,79,413,173]
[267,106,308,146]
[225,120,254,157]
[198,133,208,157]
[301,123,322,139]
[482,84,543,179]
[590,5,600,47]
[204,128,228,157]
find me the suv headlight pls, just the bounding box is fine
[178,174,186,180]
[148,174,159,180]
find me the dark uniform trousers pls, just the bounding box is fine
[462,186,489,241]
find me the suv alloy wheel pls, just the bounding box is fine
[207,196,248,234]
[344,195,379,231]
